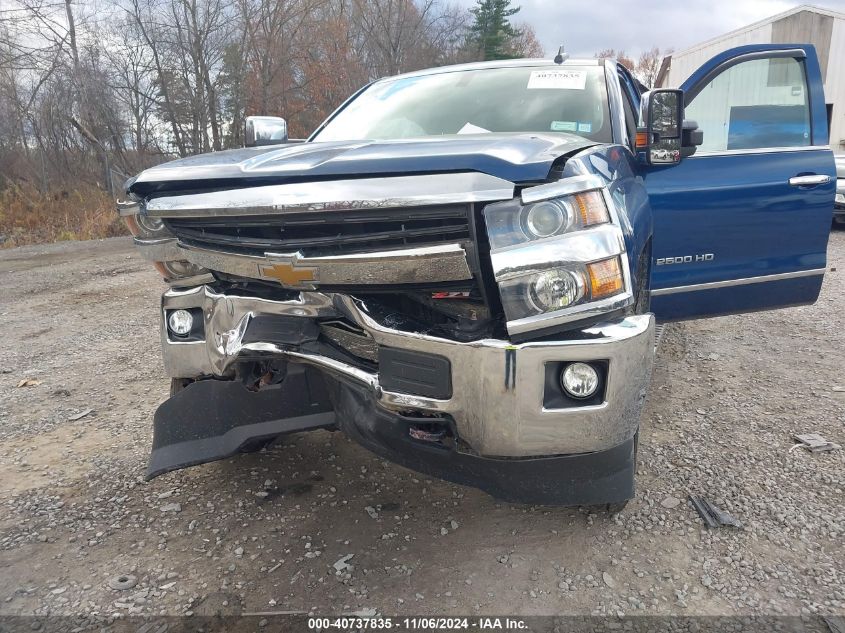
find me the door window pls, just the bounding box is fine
[685,57,811,153]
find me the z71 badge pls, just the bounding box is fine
[656,253,714,265]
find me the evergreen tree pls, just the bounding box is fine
[466,0,523,61]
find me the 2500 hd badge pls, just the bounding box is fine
[119,44,836,508]
[656,253,715,265]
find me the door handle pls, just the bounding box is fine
[789,174,831,187]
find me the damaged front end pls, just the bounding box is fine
[126,167,653,506]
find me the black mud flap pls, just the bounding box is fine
[146,365,335,480]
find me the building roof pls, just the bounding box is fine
[670,4,845,60]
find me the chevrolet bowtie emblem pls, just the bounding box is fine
[258,255,319,289]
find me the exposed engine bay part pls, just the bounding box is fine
[159,283,655,459]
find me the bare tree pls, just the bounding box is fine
[352,0,443,76]
[0,0,557,203]
[634,46,670,88]
[507,22,543,58]
[595,48,635,72]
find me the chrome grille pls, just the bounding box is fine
[164,205,471,257]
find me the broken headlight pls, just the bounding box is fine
[486,189,609,249]
[484,175,633,336]
[117,197,210,283]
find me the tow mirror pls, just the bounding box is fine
[637,89,684,165]
[244,116,288,147]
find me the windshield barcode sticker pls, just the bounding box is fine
[527,70,587,90]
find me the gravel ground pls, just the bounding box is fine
[0,232,843,620]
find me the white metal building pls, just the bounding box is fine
[657,4,845,151]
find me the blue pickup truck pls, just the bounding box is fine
[120,44,836,508]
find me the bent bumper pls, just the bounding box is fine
[148,370,637,505]
[160,286,654,458]
[327,374,637,505]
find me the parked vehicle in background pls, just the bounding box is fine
[119,44,836,508]
[835,154,845,225]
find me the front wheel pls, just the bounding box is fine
[634,243,652,315]
[170,378,193,396]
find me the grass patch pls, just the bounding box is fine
[0,183,127,248]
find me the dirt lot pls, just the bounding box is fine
[1,233,843,620]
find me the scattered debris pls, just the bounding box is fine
[108,575,138,591]
[351,607,377,618]
[823,616,845,633]
[790,433,841,453]
[16,378,42,388]
[68,408,93,421]
[689,495,743,529]
[333,554,354,572]
[660,496,681,509]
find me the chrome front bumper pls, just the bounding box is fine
[161,286,654,457]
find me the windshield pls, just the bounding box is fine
[312,65,612,143]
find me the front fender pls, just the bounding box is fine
[560,144,654,302]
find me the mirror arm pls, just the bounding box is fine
[680,119,703,158]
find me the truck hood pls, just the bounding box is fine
[128,133,598,196]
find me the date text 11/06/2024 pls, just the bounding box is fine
[307,617,527,630]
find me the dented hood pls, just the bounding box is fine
[128,133,598,196]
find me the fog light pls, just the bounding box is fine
[527,270,585,313]
[168,309,193,336]
[560,362,599,399]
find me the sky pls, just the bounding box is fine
[463,0,845,59]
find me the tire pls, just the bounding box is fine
[170,377,193,396]
[238,437,277,453]
[634,242,652,315]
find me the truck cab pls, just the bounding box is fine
[120,45,836,507]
